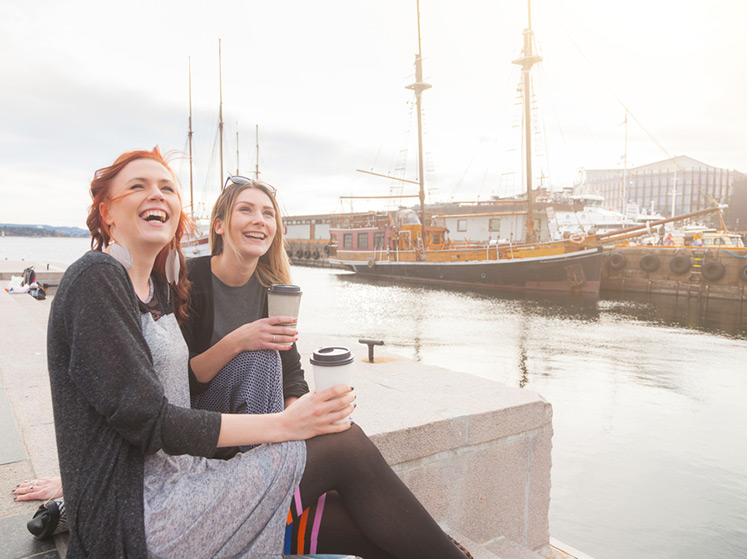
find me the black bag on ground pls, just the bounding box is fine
[27,498,68,539]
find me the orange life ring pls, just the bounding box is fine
[569,234,585,244]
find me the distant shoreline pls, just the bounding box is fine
[0,225,88,238]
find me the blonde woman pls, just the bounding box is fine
[180,176,473,558]
[181,177,307,433]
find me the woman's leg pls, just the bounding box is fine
[286,491,397,558]
[192,350,284,415]
[294,424,468,559]
[192,350,284,456]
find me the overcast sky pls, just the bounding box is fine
[1,0,745,227]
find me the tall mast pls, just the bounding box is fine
[512,0,542,243]
[255,124,260,180]
[405,0,431,254]
[187,56,194,219]
[218,39,225,188]
[622,110,628,216]
[671,165,678,218]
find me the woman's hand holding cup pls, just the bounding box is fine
[281,385,355,439]
[235,316,297,351]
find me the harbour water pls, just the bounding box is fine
[2,236,747,559]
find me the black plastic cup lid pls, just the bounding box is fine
[310,346,354,366]
[268,284,302,295]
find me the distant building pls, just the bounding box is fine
[574,156,746,228]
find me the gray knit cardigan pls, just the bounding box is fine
[47,251,221,558]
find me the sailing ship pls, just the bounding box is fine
[328,0,603,294]
[183,40,258,258]
[181,54,210,257]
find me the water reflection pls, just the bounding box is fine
[334,270,747,340]
[601,293,747,339]
[334,271,602,321]
[517,321,529,388]
[292,267,747,559]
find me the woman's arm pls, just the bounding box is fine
[55,258,221,457]
[189,316,298,384]
[217,385,355,447]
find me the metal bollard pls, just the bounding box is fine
[358,338,384,363]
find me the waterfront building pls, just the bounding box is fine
[283,213,332,241]
[574,156,746,228]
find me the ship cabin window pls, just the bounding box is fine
[457,219,467,232]
[431,233,441,245]
[374,232,385,249]
[343,233,353,249]
[489,218,501,232]
[357,232,369,249]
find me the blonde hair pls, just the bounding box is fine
[209,179,291,287]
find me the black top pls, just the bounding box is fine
[181,255,309,400]
[47,251,221,558]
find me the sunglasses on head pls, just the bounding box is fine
[223,175,277,196]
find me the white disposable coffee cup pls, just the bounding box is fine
[310,346,354,424]
[267,284,302,327]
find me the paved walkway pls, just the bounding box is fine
[0,283,64,558]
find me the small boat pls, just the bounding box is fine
[329,0,603,295]
[597,206,747,299]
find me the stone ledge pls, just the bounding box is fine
[297,333,554,555]
[298,334,551,461]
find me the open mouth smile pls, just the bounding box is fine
[244,231,266,240]
[140,209,169,223]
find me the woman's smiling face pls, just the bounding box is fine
[100,158,181,252]
[216,187,277,260]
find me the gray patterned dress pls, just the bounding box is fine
[139,283,306,558]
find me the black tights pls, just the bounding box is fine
[292,424,466,559]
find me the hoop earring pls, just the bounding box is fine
[165,249,180,285]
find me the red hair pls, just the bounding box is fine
[86,146,194,323]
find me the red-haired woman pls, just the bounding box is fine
[47,148,471,558]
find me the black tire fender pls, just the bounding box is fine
[739,264,747,283]
[607,251,627,271]
[640,254,660,273]
[702,260,725,282]
[669,255,691,275]
[312,250,320,259]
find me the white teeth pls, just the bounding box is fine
[141,210,167,222]
[245,232,265,239]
